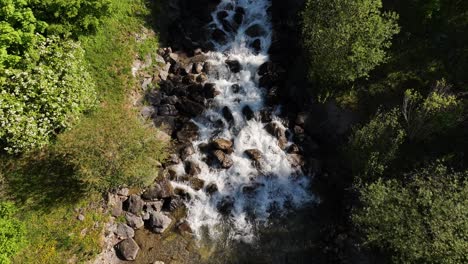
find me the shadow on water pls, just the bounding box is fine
[1,151,85,211]
[198,205,324,264]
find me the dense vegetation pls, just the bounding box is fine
[303,0,467,263]
[0,0,166,262]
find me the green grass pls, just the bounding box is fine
[0,0,167,262]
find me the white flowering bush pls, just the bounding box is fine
[0,37,96,153]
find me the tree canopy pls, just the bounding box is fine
[302,0,399,86]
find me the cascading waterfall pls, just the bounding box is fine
[172,0,313,242]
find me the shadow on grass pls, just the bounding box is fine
[1,151,86,212]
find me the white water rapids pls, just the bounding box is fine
[171,0,313,242]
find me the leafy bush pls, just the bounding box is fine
[0,37,96,154]
[0,0,46,69]
[302,0,399,86]
[28,0,111,37]
[347,108,406,179]
[55,105,168,191]
[353,165,468,264]
[0,202,25,264]
[402,79,463,141]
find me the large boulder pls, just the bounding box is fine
[189,177,205,191]
[125,212,144,229]
[222,106,234,125]
[123,195,144,215]
[177,121,199,142]
[185,160,201,176]
[244,149,262,163]
[265,122,288,149]
[213,150,234,169]
[158,104,178,116]
[204,83,220,98]
[115,238,140,261]
[148,211,172,234]
[114,223,135,239]
[242,105,255,120]
[225,59,242,73]
[141,179,175,201]
[177,97,205,117]
[211,138,233,153]
[245,24,266,38]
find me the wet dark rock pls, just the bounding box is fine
[193,62,204,74]
[267,86,280,104]
[217,196,234,215]
[177,121,199,142]
[225,59,242,73]
[125,212,144,229]
[204,83,220,98]
[287,144,301,154]
[217,10,229,20]
[154,116,176,135]
[185,160,201,176]
[212,28,227,44]
[114,223,135,239]
[115,238,140,261]
[163,196,185,212]
[177,98,205,117]
[222,106,234,125]
[213,150,234,169]
[161,95,179,105]
[211,138,233,153]
[234,7,245,25]
[296,112,308,127]
[294,125,305,135]
[180,144,195,160]
[265,122,288,149]
[288,154,305,168]
[231,84,242,93]
[148,211,172,234]
[141,179,174,201]
[245,24,266,38]
[242,105,255,120]
[205,183,218,195]
[189,177,205,191]
[203,61,213,74]
[251,39,262,53]
[182,74,197,85]
[244,149,263,163]
[177,220,193,235]
[167,154,181,165]
[123,195,144,215]
[146,90,162,106]
[221,19,236,33]
[158,104,178,116]
[260,109,273,123]
[196,73,208,83]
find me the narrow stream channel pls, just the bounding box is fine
[171,0,314,243]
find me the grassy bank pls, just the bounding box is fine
[0,0,166,262]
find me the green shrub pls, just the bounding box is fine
[353,165,468,264]
[28,0,111,37]
[302,0,399,86]
[0,202,25,264]
[0,0,46,69]
[402,79,463,141]
[55,105,168,191]
[347,108,406,179]
[0,37,96,154]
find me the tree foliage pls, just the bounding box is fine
[28,0,111,37]
[402,79,463,141]
[347,108,406,179]
[0,202,25,264]
[353,165,468,264]
[0,37,96,154]
[302,0,399,86]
